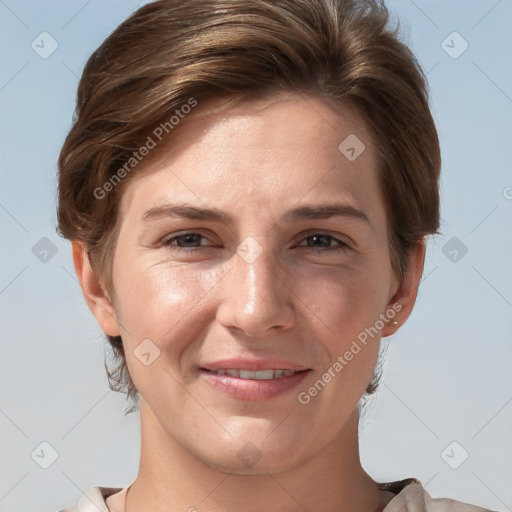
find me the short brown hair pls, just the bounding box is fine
[57,0,441,410]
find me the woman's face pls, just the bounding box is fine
[104,92,403,472]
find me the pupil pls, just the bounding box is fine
[183,234,198,246]
[311,235,327,246]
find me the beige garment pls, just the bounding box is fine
[57,478,497,512]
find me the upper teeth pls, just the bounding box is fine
[212,369,295,380]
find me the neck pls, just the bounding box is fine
[125,399,389,512]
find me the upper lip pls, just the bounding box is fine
[200,358,309,372]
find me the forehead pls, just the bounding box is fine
[117,91,386,232]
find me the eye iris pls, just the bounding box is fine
[179,234,200,246]
[309,234,330,247]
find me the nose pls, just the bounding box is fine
[216,241,295,338]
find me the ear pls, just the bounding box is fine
[382,239,426,338]
[71,241,121,337]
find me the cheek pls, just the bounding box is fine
[294,263,389,395]
[111,260,227,402]
[296,271,383,413]
[112,253,224,352]
[295,261,390,342]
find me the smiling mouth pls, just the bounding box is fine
[200,367,311,400]
[205,369,301,380]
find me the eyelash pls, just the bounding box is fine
[162,232,349,252]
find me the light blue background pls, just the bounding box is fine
[0,1,511,511]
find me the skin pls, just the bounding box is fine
[73,91,425,512]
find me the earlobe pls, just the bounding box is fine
[382,239,426,338]
[71,241,121,337]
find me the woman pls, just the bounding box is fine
[56,0,495,510]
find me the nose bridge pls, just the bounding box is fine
[239,244,277,307]
[217,237,293,336]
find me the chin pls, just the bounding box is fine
[194,427,312,475]
[203,448,305,476]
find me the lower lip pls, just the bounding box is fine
[200,369,311,401]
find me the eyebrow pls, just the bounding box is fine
[142,202,371,226]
